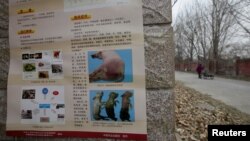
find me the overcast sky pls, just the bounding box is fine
[172,0,190,22]
[172,0,249,39]
[172,0,207,24]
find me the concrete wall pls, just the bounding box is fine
[0,0,175,140]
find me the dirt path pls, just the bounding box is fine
[175,81,250,141]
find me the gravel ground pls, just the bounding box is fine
[175,81,250,141]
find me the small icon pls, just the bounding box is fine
[42,88,49,95]
[53,91,59,96]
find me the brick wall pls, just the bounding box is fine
[176,58,250,78]
[236,59,250,77]
[175,62,197,72]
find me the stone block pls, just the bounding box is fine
[144,24,175,89]
[143,0,172,25]
[0,91,11,141]
[146,89,175,141]
[0,0,8,38]
[0,47,9,89]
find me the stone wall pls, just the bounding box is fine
[0,0,9,89]
[0,0,175,140]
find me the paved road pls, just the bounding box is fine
[175,71,250,115]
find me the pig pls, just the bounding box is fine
[89,50,125,82]
[93,91,106,120]
[105,92,119,121]
[120,91,133,121]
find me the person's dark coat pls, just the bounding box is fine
[196,64,204,74]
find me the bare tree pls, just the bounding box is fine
[193,0,212,62]
[227,0,250,36]
[173,0,245,74]
[208,0,238,73]
[174,9,198,67]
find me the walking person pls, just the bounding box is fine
[196,63,204,79]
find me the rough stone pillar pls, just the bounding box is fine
[143,0,175,140]
[0,0,175,140]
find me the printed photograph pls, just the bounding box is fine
[34,53,42,59]
[22,54,29,60]
[40,117,50,123]
[22,89,36,99]
[56,104,65,109]
[52,64,63,74]
[53,51,62,59]
[88,49,133,83]
[89,90,134,122]
[21,110,32,119]
[38,62,45,67]
[23,63,36,72]
[37,62,51,69]
[58,114,65,119]
[38,71,49,79]
[29,54,34,59]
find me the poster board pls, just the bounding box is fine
[6,0,147,140]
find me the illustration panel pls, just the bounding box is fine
[21,86,65,124]
[88,49,133,83]
[89,90,134,122]
[22,50,63,80]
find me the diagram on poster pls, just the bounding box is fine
[21,86,65,124]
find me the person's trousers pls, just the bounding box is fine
[198,73,202,79]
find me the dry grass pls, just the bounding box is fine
[175,81,250,141]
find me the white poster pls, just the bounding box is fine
[7,0,146,140]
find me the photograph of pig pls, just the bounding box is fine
[88,49,133,83]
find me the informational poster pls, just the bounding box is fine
[6,0,147,140]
